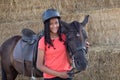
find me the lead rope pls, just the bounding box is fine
[67,43,82,79]
[68,56,75,79]
[67,43,75,79]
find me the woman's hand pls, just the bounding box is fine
[57,71,69,79]
[85,41,90,54]
[86,41,90,48]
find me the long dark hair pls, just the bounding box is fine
[44,18,64,48]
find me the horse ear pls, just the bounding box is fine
[80,15,89,27]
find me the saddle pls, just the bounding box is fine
[13,28,41,62]
[21,28,37,44]
[13,28,43,77]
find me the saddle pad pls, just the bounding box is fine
[13,39,36,62]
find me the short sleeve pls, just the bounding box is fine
[38,36,45,51]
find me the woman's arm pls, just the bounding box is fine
[36,49,69,78]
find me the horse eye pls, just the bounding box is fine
[76,33,80,37]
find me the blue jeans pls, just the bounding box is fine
[44,77,72,80]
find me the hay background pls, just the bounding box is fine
[0,0,120,80]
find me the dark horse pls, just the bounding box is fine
[0,15,89,80]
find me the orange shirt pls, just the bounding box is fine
[38,34,71,78]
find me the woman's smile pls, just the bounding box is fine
[50,18,59,34]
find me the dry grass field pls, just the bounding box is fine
[0,0,120,80]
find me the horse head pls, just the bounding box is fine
[61,15,89,74]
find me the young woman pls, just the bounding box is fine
[36,9,72,80]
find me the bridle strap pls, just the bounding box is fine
[67,43,87,77]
